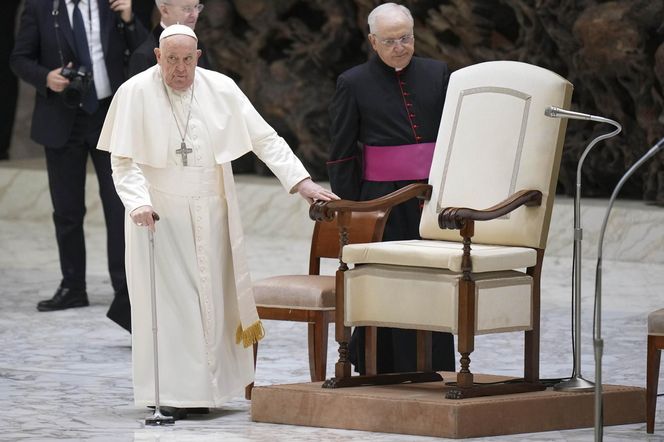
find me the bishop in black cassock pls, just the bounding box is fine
[328,4,456,374]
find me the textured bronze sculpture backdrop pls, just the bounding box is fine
[197,0,664,203]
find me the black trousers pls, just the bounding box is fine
[44,99,126,294]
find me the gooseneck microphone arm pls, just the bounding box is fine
[544,106,621,394]
[593,135,664,442]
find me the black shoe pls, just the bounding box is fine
[187,407,210,414]
[107,288,131,332]
[159,406,188,420]
[37,287,89,312]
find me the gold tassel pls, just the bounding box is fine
[236,320,265,348]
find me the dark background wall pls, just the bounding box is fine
[195,0,664,203]
[9,0,664,203]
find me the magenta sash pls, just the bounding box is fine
[363,142,435,181]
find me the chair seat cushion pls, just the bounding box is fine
[649,308,664,335]
[342,240,537,272]
[253,275,335,310]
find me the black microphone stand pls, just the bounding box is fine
[592,136,664,441]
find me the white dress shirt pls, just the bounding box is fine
[65,0,112,99]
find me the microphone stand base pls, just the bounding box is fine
[554,376,595,392]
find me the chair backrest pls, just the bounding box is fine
[420,61,573,249]
[309,211,388,275]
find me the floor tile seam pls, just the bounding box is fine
[0,365,128,380]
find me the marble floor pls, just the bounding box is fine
[1,199,664,440]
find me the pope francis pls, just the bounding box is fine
[97,24,337,418]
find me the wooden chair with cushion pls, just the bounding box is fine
[251,211,389,384]
[647,308,664,433]
[311,60,573,398]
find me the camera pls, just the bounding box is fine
[60,65,92,109]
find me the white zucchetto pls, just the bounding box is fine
[159,24,198,42]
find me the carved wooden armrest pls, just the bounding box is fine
[438,189,542,230]
[309,183,432,221]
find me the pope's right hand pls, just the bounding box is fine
[130,205,158,232]
[46,65,70,92]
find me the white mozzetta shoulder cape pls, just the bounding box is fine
[99,65,281,169]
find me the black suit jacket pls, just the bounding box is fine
[10,0,146,148]
[128,25,213,77]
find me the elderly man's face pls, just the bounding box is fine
[155,35,201,91]
[160,0,202,29]
[368,14,415,70]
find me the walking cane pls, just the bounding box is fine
[143,214,173,426]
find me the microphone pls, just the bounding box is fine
[546,105,622,396]
[545,106,608,123]
[593,134,664,441]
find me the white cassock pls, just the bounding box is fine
[97,65,309,408]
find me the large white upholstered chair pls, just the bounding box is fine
[310,60,573,398]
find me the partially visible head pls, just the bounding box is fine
[155,25,201,91]
[367,3,415,69]
[154,0,203,29]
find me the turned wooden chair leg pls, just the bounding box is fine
[308,313,330,382]
[245,342,258,400]
[647,335,662,434]
[456,278,476,388]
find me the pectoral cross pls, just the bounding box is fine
[175,142,193,166]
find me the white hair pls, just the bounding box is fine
[155,0,167,7]
[367,3,413,34]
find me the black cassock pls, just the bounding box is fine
[328,54,456,374]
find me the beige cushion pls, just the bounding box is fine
[253,275,335,310]
[420,61,573,249]
[342,240,537,273]
[648,308,664,335]
[344,264,533,334]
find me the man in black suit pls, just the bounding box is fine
[10,0,146,332]
[128,0,212,76]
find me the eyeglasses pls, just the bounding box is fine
[164,3,204,14]
[373,34,414,47]
[166,54,197,66]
